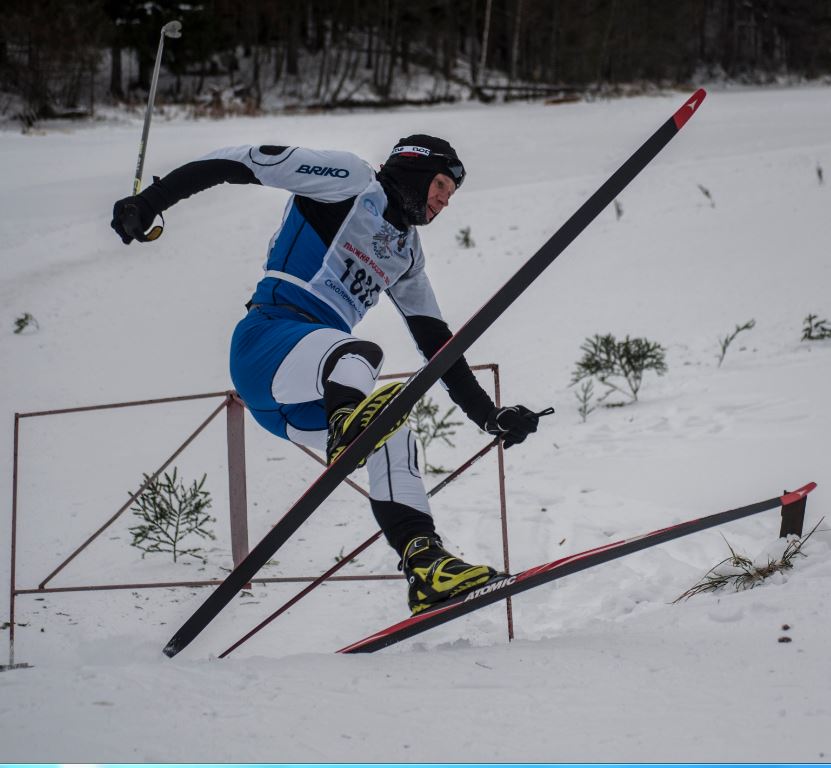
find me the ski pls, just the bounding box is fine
[163,89,707,659]
[339,483,816,654]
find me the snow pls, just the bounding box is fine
[1,85,830,762]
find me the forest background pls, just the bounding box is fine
[3,0,831,126]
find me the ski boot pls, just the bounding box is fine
[400,535,498,615]
[326,381,409,466]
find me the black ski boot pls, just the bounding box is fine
[326,381,409,466]
[400,535,498,615]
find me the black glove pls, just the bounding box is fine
[111,193,159,244]
[484,405,540,449]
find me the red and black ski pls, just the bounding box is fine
[163,89,707,659]
[339,483,816,654]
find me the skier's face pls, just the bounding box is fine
[425,173,457,223]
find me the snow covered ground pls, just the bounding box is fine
[1,85,830,762]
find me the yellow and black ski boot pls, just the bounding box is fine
[400,535,498,615]
[326,381,409,466]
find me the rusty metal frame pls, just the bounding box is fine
[8,391,238,667]
[7,365,511,665]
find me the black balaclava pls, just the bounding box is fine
[377,134,466,228]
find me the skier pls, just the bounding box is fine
[111,135,542,614]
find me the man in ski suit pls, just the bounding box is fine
[111,134,541,614]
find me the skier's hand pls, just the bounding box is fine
[485,404,540,449]
[111,194,159,244]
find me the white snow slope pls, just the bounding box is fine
[1,85,830,763]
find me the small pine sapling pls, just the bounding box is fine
[717,318,755,367]
[13,313,39,334]
[408,395,463,473]
[802,313,831,341]
[575,379,596,422]
[456,226,475,248]
[570,333,667,404]
[673,518,823,602]
[129,468,215,563]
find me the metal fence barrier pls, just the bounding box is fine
[7,364,511,665]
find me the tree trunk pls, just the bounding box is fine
[383,1,399,98]
[273,42,284,85]
[137,48,151,93]
[597,0,618,83]
[467,0,478,84]
[25,32,46,115]
[477,0,493,87]
[197,56,206,95]
[722,0,738,76]
[329,45,358,104]
[366,23,374,69]
[400,24,410,75]
[509,0,523,84]
[315,20,330,100]
[286,4,299,76]
[252,45,262,108]
[88,58,95,116]
[110,43,123,99]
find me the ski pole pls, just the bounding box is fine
[127,19,182,242]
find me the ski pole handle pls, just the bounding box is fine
[120,202,164,243]
[131,20,181,238]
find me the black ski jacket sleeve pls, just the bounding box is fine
[404,314,495,430]
[138,159,260,214]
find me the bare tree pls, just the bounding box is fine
[477,0,493,87]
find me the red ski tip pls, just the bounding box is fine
[673,88,707,130]
[780,482,817,507]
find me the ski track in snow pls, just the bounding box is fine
[1,85,830,762]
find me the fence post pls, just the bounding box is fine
[226,394,249,567]
[8,414,20,667]
[491,364,515,642]
[779,491,806,538]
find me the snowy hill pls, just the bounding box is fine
[1,85,829,762]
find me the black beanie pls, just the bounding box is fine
[377,134,466,227]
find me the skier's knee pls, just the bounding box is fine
[322,339,384,382]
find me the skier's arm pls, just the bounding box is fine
[133,158,258,215]
[386,265,495,429]
[151,145,372,205]
[405,313,496,429]
[111,145,372,244]
[403,310,542,447]
[389,259,542,447]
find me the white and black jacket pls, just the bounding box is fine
[141,144,496,428]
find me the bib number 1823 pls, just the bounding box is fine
[340,258,381,308]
